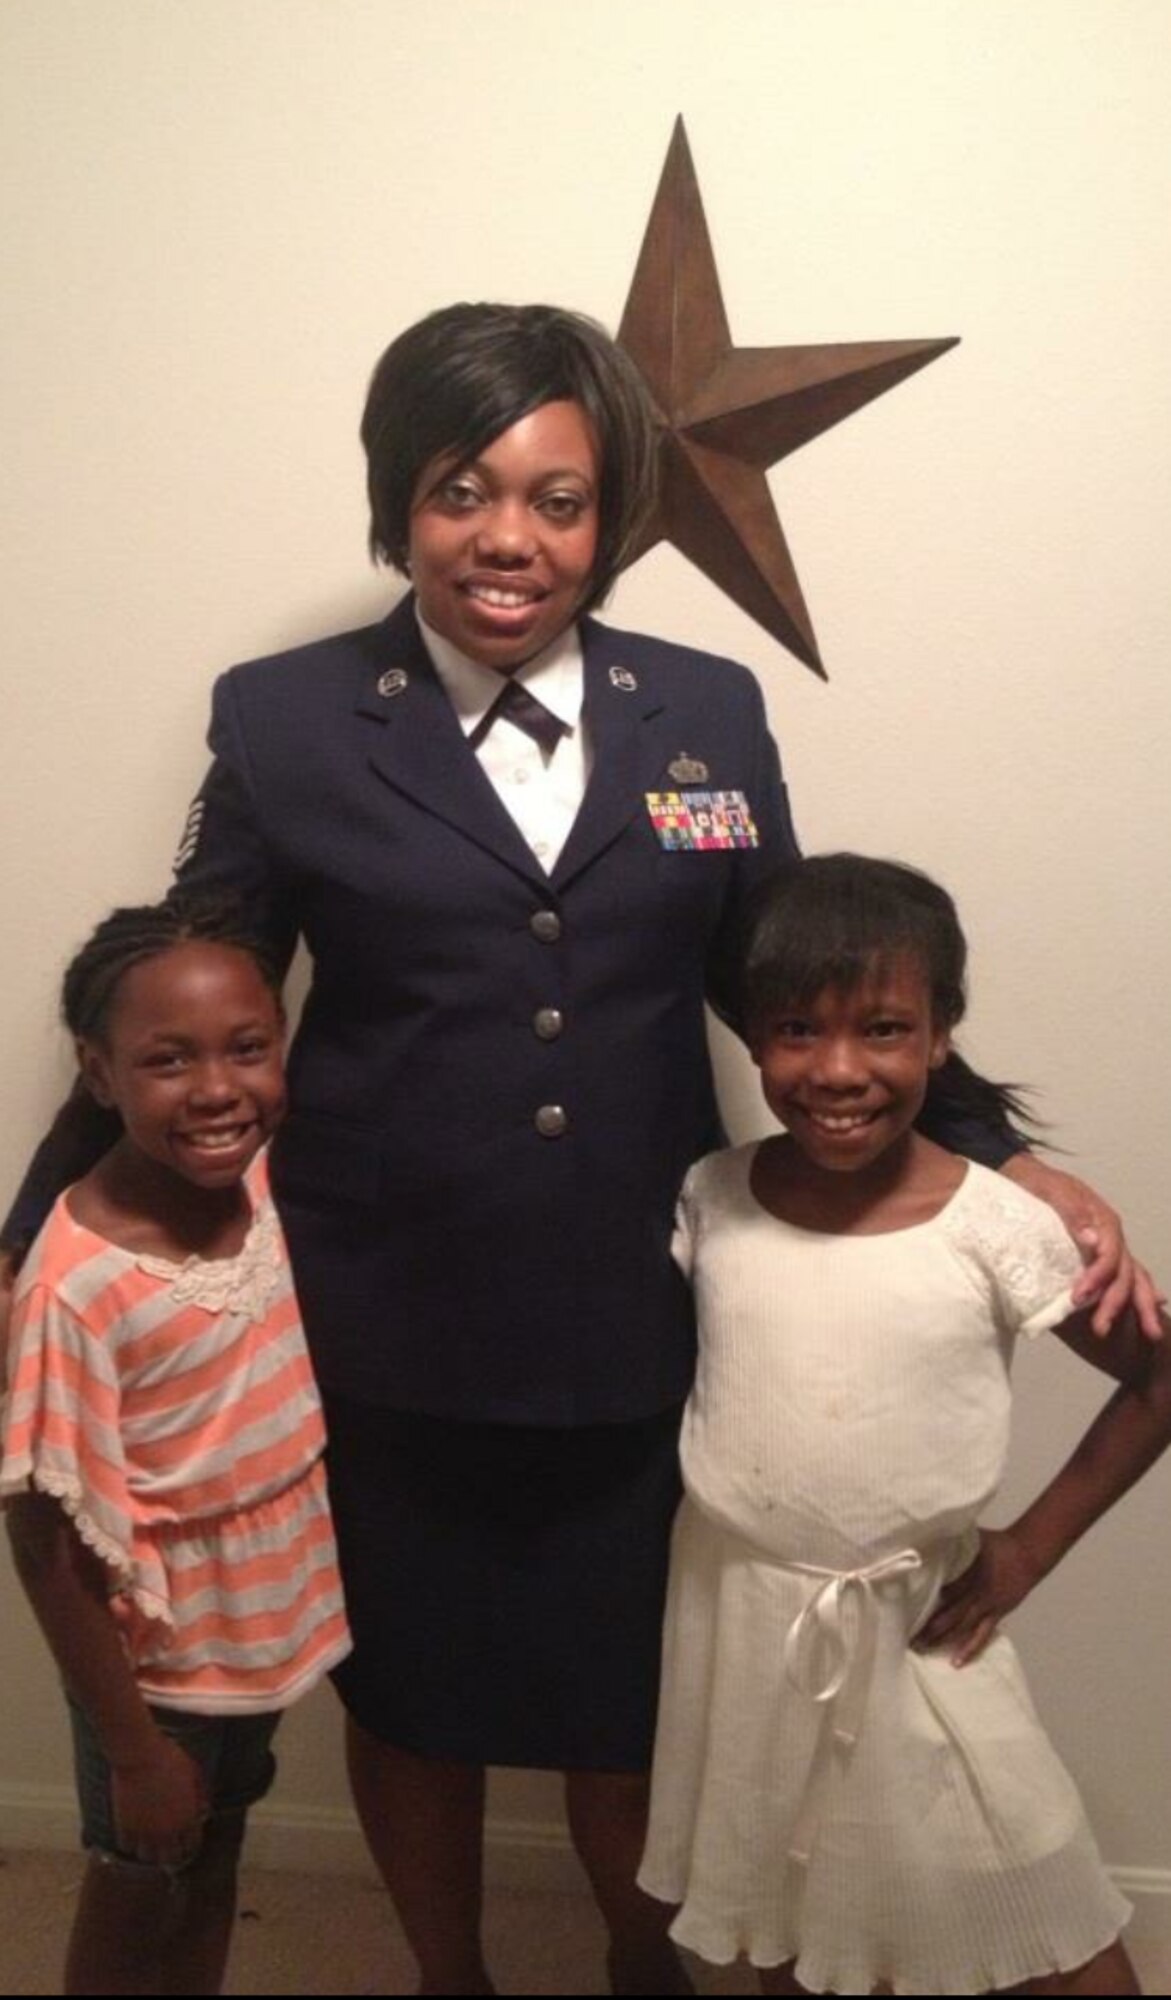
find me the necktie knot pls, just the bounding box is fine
[470,678,567,759]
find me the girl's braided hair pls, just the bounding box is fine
[62,891,283,1043]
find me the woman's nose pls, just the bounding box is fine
[474,501,535,560]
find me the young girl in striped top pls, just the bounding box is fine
[1,894,350,1996]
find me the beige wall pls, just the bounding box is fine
[3,0,1169,1918]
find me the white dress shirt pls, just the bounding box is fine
[417,608,591,872]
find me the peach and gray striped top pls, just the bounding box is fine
[1,1154,350,1712]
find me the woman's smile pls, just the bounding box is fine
[408,400,599,671]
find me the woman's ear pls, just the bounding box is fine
[928,1025,952,1071]
[76,1038,116,1108]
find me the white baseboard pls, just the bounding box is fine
[2,1781,1168,1943]
[0,1780,581,1891]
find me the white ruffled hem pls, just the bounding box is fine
[654,1887,1131,1995]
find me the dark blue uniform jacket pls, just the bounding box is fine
[178,597,799,1424]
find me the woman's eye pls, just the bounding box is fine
[143,1051,186,1072]
[436,479,482,511]
[774,1020,813,1042]
[538,492,589,523]
[868,1019,908,1041]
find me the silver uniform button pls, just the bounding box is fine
[533,1008,564,1041]
[530,909,562,943]
[535,1104,568,1138]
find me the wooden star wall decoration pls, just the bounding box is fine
[616,118,958,677]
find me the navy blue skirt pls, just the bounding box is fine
[324,1398,683,1771]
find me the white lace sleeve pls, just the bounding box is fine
[945,1167,1082,1340]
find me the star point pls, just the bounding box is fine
[616,116,959,677]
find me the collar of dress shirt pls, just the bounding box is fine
[416,606,585,738]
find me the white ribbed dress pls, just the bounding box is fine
[638,1147,1129,1995]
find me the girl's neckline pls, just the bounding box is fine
[58,1179,281,1320]
[744,1140,973,1239]
[61,1175,263,1273]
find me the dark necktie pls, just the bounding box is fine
[468,678,567,759]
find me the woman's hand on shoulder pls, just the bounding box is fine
[999,1154,1164,1341]
[914,1530,1041,1666]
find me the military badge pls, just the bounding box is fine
[667,754,709,784]
[645,789,760,851]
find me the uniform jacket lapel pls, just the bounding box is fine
[552,619,671,891]
[354,597,551,883]
[354,600,677,893]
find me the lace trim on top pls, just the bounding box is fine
[938,1166,1078,1335]
[22,1467,173,1632]
[134,1201,283,1319]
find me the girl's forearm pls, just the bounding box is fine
[1009,1346,1171,1584]
[6,1494,162,1768]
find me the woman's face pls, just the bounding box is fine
[408,399,600,672]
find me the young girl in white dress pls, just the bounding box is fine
[638,853,1170,1997]
[1,895,350,1995]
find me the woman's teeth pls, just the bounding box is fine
[466,583,539,608]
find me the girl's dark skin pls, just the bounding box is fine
[745,957,1170,1998]
[7,940,288,1996]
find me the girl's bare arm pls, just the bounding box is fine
[6,1493,207,1861]
[918,1301,1171,1664]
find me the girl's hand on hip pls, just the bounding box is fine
[1000,1155,1164,1340]
[914,1530,1041,1667]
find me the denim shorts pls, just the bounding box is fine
[67,1693,280,1867]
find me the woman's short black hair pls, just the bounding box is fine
[743,852,1033,1140]
[360,302,660,614]
[62,890,285,1045]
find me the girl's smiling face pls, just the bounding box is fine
[80,942,286,1192]
[750,955,950,1176]
[407,399,600,672]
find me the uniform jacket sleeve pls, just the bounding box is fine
[174,669,302,980]
[702,665,798,1033]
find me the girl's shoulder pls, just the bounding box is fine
[679,1142,758,1211]
[13,1188,122,1309]
[15,1146,282,1319]
[944,1158,1076,1242]
[674,1145,758,1282]
[939,1161,1082,1336]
